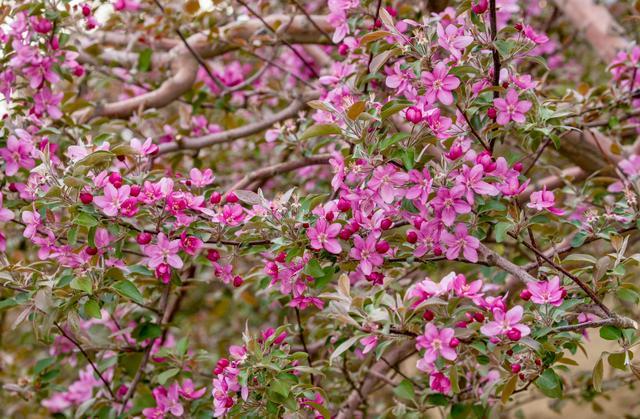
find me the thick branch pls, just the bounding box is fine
[157,93,316,154]
[91,15,332,119]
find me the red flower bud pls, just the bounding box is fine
[375,240,390,254]
[511,363,521,373]
[275,252,287,263]
[487,107,497,120]
[338,44,349,56]
[473,312,485,322]
[514,22,524,31]
[233,275,244,287]
[136,232,152,245]
[449,337,460,348]
[79,192,93,204]
[519,289,532,301]
[85,246,98,256]
[325,211,335,222]
[337,198,351,212]
[380,218,393,230]
[225,192,239,203]
[130,184,141,197]
[405,106,423,124]
[108,172,123,188]
[210,191,222,204]
[406,231,418,244]
[206,249,220,262]
[513,162,524,172]
[422,310,435,321]
[506,328,522,341]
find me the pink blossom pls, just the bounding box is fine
[440,223,480,262]
[218,204,245,226]
[178,378,206,400]
[142,384,184,418]
[451,273,483,299]
[406,168,433,203]
[144,233,183,269]
[522,25,549,44]
[307,218,342,254]
[385,61,416,95]
[360,335,378,354]
[431,186,470,226]
[425,108,453,139]
[416,323,457,362]
[180,233,203,256]
[0,132,35,176]
[527,186,564,215]
[437,23,473,59]
[493,89,532,125]
[429,371,452,394]
[21,209,41,239]
[527,276,565,306]
[421,62,460,105]
[189,168,215,187]
[94,184,131,217]
[368,164,409,203]
[131,137,159,156]
[480,306,531,338]
[456,164,498,204]
[0,192,15,222]
[350,234,384,275]
[32,87,63,119]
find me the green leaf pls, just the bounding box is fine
[138,48,153,72]
[592,357,604,392]
[599,325,622,341]
[71,276,93,294]
[133,323,162,341]
[380,99,411,120]
[305,402,330,419]
[299,124,341,140]
[112,280,144,304]
[501,375,518,404]
[33,357,55,375]
[157,368,180,385]
[607,351,631,371]
[84,298,102,319]
[330,336,360,365]
[303,259,325,278]
[269,380,290,398]
[74,213,98,227]
[378,132,409,151]
[494,222,511,243]
[534,368,563,398]
[393,379,415,401]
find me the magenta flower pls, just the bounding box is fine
[429,372,452,394]
[189,168,215,187]
[180,233,203,256]
[431,186,470,226]
[21,209,41,239]
[144,233,183,269]
[425,108,453,139]
[142,384,184,418]
[421,62,460,105]
[307,218,342,254]
[440,223,480,263]
[0,192,15,222]
[94,184,131,217]
[456,164,498,204]
[368,164,409,204]
[493,89,532,125]
[437,23,473,59]
[527,186,564,215]
[178,378,206,400]
[350,234,384,275]
[32,87,63,119]
[416,323,457,362]
[406,168,433,203]
[526,276,565,306]
[480,306,531,338]
[385,61,416,96]
[0,132,35,176]
[131,137,158,156]
[218,204,246,226]
[451,273,484,299]
[360,335,378,354]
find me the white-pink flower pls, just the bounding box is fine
[143,233,183,269]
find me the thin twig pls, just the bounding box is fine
[54,322,117,401]
[236,0,319,78]
[295,307,315,385]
